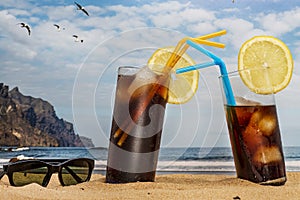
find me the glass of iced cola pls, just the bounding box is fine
[106,66,168,183]
[219,69,286,186]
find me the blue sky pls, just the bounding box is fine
[0,0,299,148]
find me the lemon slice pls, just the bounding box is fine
[238,36,293,94]
[147,47,199,104]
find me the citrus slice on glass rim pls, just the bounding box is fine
[238,36,293,94]
[147,47,199,104]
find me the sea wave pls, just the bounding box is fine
[1,159,300,173]
[1,146,300,173]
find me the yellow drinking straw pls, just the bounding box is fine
[165,30,226,72]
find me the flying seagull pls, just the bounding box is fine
[74,2,89,16]
[73,35,83,43]
[18,23,31,35]
[53,24,65,31]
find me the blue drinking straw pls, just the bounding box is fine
[176,40,236,105]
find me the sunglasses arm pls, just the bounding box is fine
[64,166,84,183]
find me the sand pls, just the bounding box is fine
[1,172,299,200]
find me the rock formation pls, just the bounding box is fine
[0,83,94,147]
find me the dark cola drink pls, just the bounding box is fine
[106,66,168,183]
[225,104,286,185]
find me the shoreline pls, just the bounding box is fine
[94,169,237,175]
[1,172,299,199]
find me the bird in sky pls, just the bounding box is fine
[17,23,31,35]
[73,35,84,43]
[74,2,89,16]
[53,24,65,31]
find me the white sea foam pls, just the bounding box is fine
[93,160,300,172]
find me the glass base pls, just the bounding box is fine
[259,177,287,186]
[105,167,156,184]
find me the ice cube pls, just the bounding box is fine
[242,110,268,152]
[235,107,256,126]
[128,66,158,96]
[248,110,263,127]
[258,115,277,137]
[235,96,261,106]
[253,146,282,164]
[243,124,266,153]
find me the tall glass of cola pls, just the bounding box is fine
[219,69,286,186]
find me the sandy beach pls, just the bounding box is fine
[0,172,299,200]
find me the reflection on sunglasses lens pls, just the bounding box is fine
[12,166,48,187]
[61,161,89,186]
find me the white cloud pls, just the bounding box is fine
[141,1,191,14]
[42,5,76,21]
[150,12,183,29]
[214,18,268,50]
[258,7,300,36]
[180,8,216,23]
[6,8,31,17]
[292,53,300,76]
[0,10,20,34]
[147,3,217,33]
[0,0,32,9]
[187,22,216,36]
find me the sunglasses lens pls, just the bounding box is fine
[61,160,90,186]
[12,163,48,187]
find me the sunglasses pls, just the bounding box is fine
[0,158,94,187]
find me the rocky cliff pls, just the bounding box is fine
[0,83,94,147]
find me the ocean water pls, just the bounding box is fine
[0,146,299,174]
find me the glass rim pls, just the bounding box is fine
[118,66,140,70]
[117,66,140,76]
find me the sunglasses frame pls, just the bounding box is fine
[0,158,94,187]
